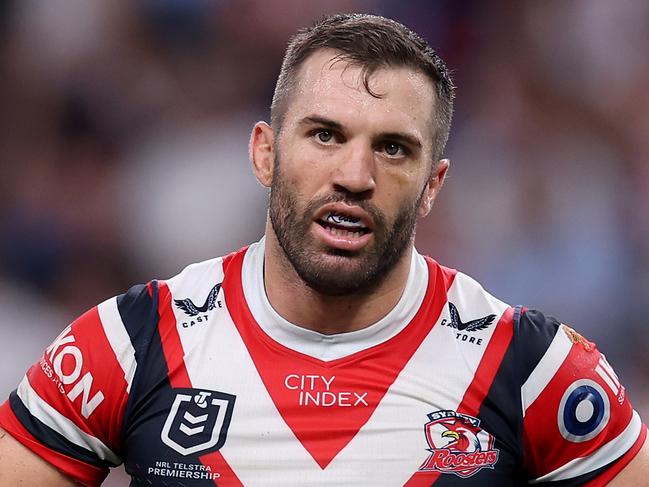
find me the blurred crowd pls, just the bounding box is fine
[1,2,647,482]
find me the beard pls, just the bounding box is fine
[268,156,422,297]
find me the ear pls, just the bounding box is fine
[418,158,450,217]
[249,121,275,188]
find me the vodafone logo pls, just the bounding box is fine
[44,325,105,418]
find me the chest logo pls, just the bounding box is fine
[161,388,236,456]
[419,410,499,478]
[448,303,495,332]
[174,284,223,328]
[175,284,222,317]
[440,303,497,346]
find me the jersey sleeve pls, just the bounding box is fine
[518,309,646,485]
[0,282,157,486]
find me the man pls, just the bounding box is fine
[0,13,647,486]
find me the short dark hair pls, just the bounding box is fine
[271,13,455,161]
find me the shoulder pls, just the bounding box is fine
[159,247,246,316]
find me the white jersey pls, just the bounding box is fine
[1,239,645,485]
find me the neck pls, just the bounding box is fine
[262,222,413,335]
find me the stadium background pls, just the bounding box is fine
[0,1,647,484]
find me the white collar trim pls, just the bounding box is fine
[240,237,429,361]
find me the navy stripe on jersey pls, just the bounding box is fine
[116,282,160,359]
[116,281,219,486]
[434,306,526,487]
[515,308,561,385]
[9,390,114,468]
[116,281,164,439]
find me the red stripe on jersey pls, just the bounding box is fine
[157,281,192,388]
[458,306,515,416]
[0,400,107,486]
[582,424,647,487]
[158,278,243,486]
[405,306,515,486]
[199,451,245,487]
[21,306,129,451]
[223,250,456,470]
[523,338,636,479]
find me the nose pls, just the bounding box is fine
[331,140,376,197]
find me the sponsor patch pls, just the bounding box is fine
[558,379,610,442]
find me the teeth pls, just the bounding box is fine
[326,227,363,238]
[323,212,364,228]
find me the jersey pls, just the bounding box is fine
[0,239,645,486]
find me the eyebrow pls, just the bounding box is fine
[298,115,344,131]
[298,115,423,149]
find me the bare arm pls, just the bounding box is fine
[609,435,649,486]
[0,428,77,486]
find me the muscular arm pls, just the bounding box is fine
[609,435,649,486]
[0,428,77,486]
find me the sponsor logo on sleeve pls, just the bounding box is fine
[558,379,610,442]
[419,410,499,478]
[42,325,104,418]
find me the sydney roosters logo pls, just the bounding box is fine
[419,410,499,478]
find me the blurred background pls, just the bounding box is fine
[0,0,647,483]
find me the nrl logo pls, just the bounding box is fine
[161,388,236,456]
[419,410,499,478]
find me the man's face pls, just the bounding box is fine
[267,50,441,296]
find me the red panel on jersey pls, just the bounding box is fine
[223,251,456,469]
[523,336,637,479]
[22,307,129,450]
[0,305,131,487]
[158,282,193,389]
[157,279,244,487]
[459,306,515,417]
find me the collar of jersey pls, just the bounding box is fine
[241,237,429,361]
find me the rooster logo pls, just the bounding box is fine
[439,421,482,452]
[419,410,499,478]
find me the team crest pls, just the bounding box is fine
[161,388,236,456]
[419,410,499,478]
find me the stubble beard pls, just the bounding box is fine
[268,157,421,297]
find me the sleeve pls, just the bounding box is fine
[0,282,157,487]
[518,309,647,485]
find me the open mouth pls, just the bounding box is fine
[316,211,371,238]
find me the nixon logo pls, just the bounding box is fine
[45,325,104,418]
